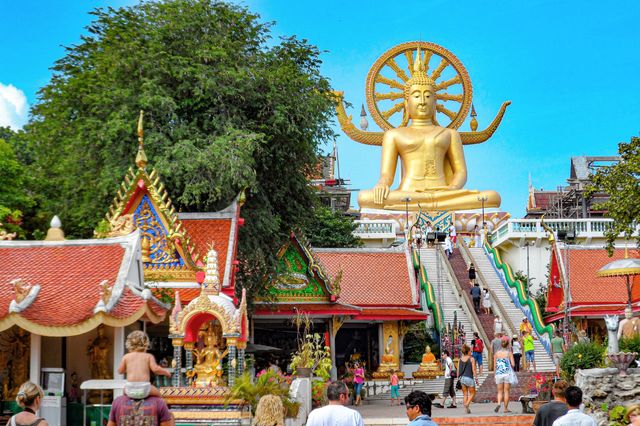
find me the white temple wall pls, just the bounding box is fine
[498,243,551,294]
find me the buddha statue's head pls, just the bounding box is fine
[425,345,431,353]
[402,48,438,126]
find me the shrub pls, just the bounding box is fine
[228,371,299,417]
[560,342,605,382]
[619,335,640,354]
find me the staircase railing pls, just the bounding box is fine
[411,247,443,332]
[458,241,517,338]
[482,242,555,354]
[435,245,491,352]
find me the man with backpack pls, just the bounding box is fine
[471,332,484,375]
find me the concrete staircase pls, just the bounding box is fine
[467,247,555,373]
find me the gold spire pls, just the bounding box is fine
[403,45,436,96]
[135,110,148,169]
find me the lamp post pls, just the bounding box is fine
[523,241,534,295]
[401,196,412,237]
[477,195,488,229]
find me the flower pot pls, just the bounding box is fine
[607,352,638,376]
[296,367,312,378]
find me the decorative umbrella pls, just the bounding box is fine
[597,250,640,309]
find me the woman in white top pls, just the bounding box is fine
[482,288,491,315]
[511,335,522,372]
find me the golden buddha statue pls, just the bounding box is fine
[412,345,443,379]
[358,49,500,212]
[373,335,404,379]
[192,324,228,387]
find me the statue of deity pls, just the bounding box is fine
[373,334,404,379]
[87,324,111,380]
[9,328,30,396]
[357,49,500,211]
[618,307,640,340]
[413,345,443,379]
[192,323,228,387]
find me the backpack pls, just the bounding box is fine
[474,339,484,353]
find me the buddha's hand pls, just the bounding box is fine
[373,184,389,204]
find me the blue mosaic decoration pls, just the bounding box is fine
[134,195,184,267]
[414,210,454,233]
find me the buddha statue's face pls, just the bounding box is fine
[406,85,436,121]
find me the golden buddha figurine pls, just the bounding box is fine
[373,335,404,379]
[358,50,500,211]
[192,324,228,387]
[412,345,443,379]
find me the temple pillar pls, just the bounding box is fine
[184,342,194,370]
[113,327,125,380]
[237,341,246,378]
[29,333,41,385]
[228,345,237,387]
[171,338,183,387]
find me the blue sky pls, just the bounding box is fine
[1,0,639,217]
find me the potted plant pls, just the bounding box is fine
[290,313,332,378]
[530,373,554,412]
[228,370,300,418]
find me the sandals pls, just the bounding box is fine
[494,404,500,413]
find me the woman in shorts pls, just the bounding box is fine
[458,344,477,414]
[493,339,516,414]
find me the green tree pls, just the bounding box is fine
[0,132,31,238]
[588,136,640,254]
[18,0,335,299]
[303,206,363,248]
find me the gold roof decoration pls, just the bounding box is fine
[96,113,203,280]
[203,245,221,295]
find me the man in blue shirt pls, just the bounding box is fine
[404,390,438,426]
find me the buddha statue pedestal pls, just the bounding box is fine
[372,353,404,379]
[412,346,443,379]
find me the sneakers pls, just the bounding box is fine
[433,403,444,408]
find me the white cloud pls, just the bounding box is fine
[0,83,29,130]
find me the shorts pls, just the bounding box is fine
[495,374,511,385]
[354,382,364,396]
[472,352,483,366]
[124,381,151,399]
[553,353,563,366]
[525,350,535,362]
[390,385,400,398]
[460,376,475,388]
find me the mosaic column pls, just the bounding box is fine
[171,338,183,387]
[228,345,237,387]
[237,347,246,377]
[184,342,194,370]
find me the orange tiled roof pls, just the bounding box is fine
[568,248,640,305]
[181,218,232,285]
[315,249,417,307]
[0,233,168,334]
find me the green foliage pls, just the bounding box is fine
[587,136,640,254]
[559,342,605,382]
[619,335,640,354]
[529,285,547,315]
[0,136,32,238]
[608,405,627,426]
[303,206,363,248]
[290,313,332,374]
[228,371,299,417]
[18,0,335,301]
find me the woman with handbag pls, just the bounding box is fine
[457,344,478,414]
[493,339,517,413]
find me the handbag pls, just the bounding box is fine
[455,379,462,390]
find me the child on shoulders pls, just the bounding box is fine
[118,331,171,399]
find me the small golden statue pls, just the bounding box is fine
[373,335,404,379]
[87,325,111,380]
[191,323,228,387]
[412,345,443,379]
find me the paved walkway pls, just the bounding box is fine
[353,400,532,425]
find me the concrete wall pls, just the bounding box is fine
[499,241,551,294]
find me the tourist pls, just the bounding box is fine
[522,330,536,372]
[551,386,596,426]
[471,332,484,375]
[490,332,502,371]
[390,370,400,406]
[482,288,491,315]
[626,404,640,426]
[533,380,568,426]
[404,390,437,426]
[520,317,533,335]
[352,362,365,406]
[118,330,171,399]
[443,235,452,258]
[449,224,457,248]
[494,339,516,414]
[8,381,49,426]
[473,224,481,248]
[511,334,522,372]
[253,395,285,426]
[108,393,174,426]
[468,262,476,286]
[458,344,477,414]
[306,381,364,426]
[493,316,503,335]
[551,330,566,378]
[433,350,456,409]
[470,283,481,313]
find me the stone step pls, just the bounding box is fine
[431,416,535,425]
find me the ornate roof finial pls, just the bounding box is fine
[202,244,221,295]
[45,215,65,241]
[135,110,148,169]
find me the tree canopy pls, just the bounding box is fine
[303,206,362,248]
[588,136,640,253]
[17,0,336,298]
[0,127,30,238]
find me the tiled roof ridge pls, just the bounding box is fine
[312,247,405,253]
[0,231,139,248]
